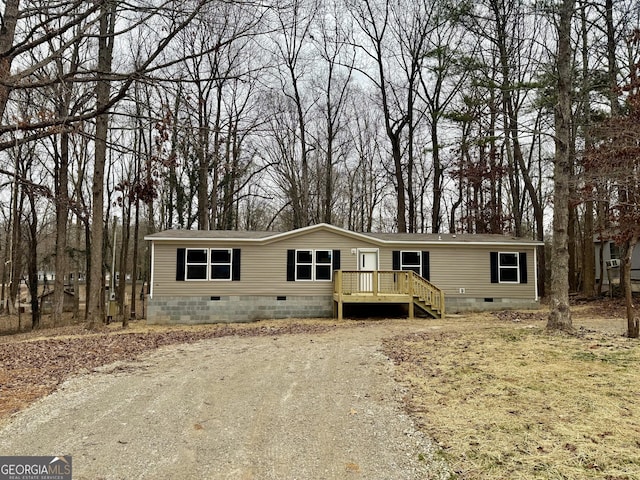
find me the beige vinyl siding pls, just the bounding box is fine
[428,245,534,299]
[376,244,535,299]
[151,229,537,300]
[151,230,379,297]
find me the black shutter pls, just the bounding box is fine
[421,251,430,280]
[490,252,498,283]
[392,251,400,270]
[232,249,241,281]
[519,252,528,284]
[176,248,186,281]
[287,250,295,281]
[332,249,341,271]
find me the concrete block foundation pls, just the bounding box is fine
[147,295,334,324]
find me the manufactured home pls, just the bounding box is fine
[594,236,640,287]
[145,223,542,324]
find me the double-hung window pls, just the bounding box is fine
[185,249,208,280]
[315,250,333,280]
[498,252,519,283]
[181,248,238,281]
[400,251,422,276]
[210,249,232,280]
[295,249,333,281]
[392,250,429,280]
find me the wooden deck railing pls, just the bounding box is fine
[333,270,444,319]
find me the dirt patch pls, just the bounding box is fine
[0,319,364,422]
[0,319,452,479]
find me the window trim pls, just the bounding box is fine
[295,249,333,282]
[400,250,422,277]
[185,248,209,281]
[314,249,333,281]
[498,251,520,284]
[182,248,237,282]
[210,248,233,281]
[295,249,314,281]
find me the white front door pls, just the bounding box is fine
[358,250,378,292]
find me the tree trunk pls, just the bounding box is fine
[431,120,442,234]
[53,130,70,326]
[196,84,210,230]
[118,202,131,328]
[605,0,619,117]
[568,199,577,291]
[86,1,116,329]
[8,165,23,315]
[26,188,39,329]
[130,195,140,320]
[580,0,595,297]
[0,0,19,120]
[621,236,638,338]
[547,0,575,332]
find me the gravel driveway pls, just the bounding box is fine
[0,321,452,479]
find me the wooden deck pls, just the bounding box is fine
[333,270,445,320]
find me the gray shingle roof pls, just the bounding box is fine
[145,229,276,240]
[145,224,542,246]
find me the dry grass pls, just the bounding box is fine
[383,303,640,479]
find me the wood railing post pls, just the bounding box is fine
[334,270,343,320]
[372,271,378,296]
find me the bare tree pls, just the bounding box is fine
[583,29,640,337]
[86,0,116,330]
[347,0,410,232]
[269,0,319,228]
[310,0,355,225]
[417,2,471,233]
[548,0,576,332]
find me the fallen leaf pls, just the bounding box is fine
[345,462,360,473]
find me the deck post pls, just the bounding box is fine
[335,270,342,296]
[372,270,378,296]
[440,291,446,318]
[408,272,414,319]
[334,270,343,320]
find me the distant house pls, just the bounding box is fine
[594,236,640,286]
[144,223,542,324]
[39,289,76,314]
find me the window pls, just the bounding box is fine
[210,249,232,280]
[490,251,527,284]
[610,243,620,260]
[498,252,519,283]
[186,249,208,280]
[401,251,421,276]
[295,249,332,281]
[392,250,430,280]
[296,250,313,280]
[315,250,333,280]
[178,248,240,281]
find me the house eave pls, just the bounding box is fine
[144,223,543,247]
